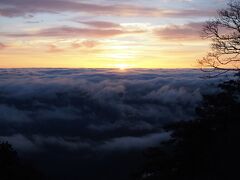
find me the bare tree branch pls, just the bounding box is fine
[199,1,240,76]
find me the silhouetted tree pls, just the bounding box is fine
[136,75,240,180]
[198,1,240,75]
[0,141,43,180]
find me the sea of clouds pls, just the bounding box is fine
[0,68,229,179]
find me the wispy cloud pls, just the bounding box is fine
[154,22,204,40]
[71,40,100,49]
[0,42,7,50]
[3,26,145,38]
[47,44,64,53]
[0,0,215,17]
[78,21,121,29]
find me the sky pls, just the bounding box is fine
[0,0,226,68]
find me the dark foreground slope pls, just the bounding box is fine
[136,77,240,180]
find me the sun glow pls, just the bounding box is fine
[115,63,131,70]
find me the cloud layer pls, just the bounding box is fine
[0,68,226,179]
[0,68,224,150]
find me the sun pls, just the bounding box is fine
[115,63,130,70]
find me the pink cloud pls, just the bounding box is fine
[4,26,145,38]
[72,40,100,49]
[47,44,64,53]
[0,43,6,50]
[154,22,204,40]
[0,0,216,17]
[78,21,121,29]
